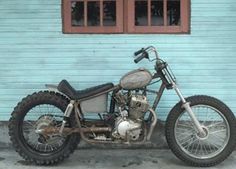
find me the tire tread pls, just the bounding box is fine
[165,95,236,167]
[8,91,80,165]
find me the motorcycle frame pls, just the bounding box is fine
[60,81,203,145]
[46,46,206,144]
[71,85,158,144]
[46,83,158,144]
[47,82,168,144]
[46,74,205,145]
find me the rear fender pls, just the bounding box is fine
[45,84,71,100]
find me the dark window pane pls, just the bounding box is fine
[135,1,148,26]
[151,0,164,26]
[103,1,116,26]
[71,1,84,26]
[167,0,180,26]
[88,1,100,26]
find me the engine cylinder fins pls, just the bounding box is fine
[129,94,149,120]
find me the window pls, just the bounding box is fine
[127,0,190,33]
[62,0,190,34]
[62,0,123,33]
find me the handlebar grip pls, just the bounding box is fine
[134,48,144,56]
[134,53,145,63]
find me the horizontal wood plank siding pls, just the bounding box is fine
[0,0,236,120]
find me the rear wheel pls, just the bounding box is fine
[165,95,236,167]
[8,91,80,165]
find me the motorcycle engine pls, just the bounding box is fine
[112,115,142,141]
[112,93,149,141]
[129,95,149,119]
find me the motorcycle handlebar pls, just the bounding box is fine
[133,46,159,63]
[134,52,148,63]
[134,48,144,56]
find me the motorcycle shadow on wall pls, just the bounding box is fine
[8,46,236,167]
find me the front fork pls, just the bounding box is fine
[173,83,206,137]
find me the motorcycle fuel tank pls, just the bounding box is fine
[120,68,152,90]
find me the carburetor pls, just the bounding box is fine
[129,95,149,120]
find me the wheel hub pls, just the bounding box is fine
[35,115,57,135]
[196,126,209,140]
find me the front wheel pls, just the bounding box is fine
[165,95,236,167]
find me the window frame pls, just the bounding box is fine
[127,0,190,34]
[62,0,190,34]
[62,0,124,33]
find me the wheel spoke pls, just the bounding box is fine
[179,135,194,145]
[207,121,224,128]
[22,104,66,153]
[174,104,230,159]
[176,129,194,137]
[209,132,226,142]
[183,137,198,150]
[209,129,226,134]
[177,123,194,128]
[24,120,35,127]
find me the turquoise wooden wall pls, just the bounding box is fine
[0,0,236,120]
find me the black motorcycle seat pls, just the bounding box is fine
[57,80,114,100]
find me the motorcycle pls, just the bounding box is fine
[9,46,236,166]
